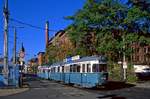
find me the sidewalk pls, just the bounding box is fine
[0,87,29,96]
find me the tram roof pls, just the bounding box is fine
[66,56,106,64]
[77,56,106,62]
[51,61,64,67]
[50,56,107,67]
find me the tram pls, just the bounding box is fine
[37,55,108,88]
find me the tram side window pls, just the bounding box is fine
[73,64,77,72]
[77,65,80,72]
[54,67,56,73]
[93,64,100,72]
[43,69,45,73]
[62,66,64,73]
[51,68,53,73]
[82,64,85,72]
[57,67,60,72]
[70,65,73,72]
[92,64,107,72]
[87,64,91,73]
[100,64,107,72]
[66,66,70,73]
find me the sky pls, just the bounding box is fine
[0,0,86,61]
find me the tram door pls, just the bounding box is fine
[62,66,65,82]
[81,64,87,84]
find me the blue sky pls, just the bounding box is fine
[0,0,86,61]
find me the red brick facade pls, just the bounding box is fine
[47,30,74,61]
[37,52,45,65]
[131,43,150,65]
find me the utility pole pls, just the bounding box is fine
[3,0,9,85]
[122,32,127,81]
[13,26,24,65]
[13,28,16,64]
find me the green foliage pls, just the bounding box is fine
[108,63,122,81]
[66,0,150,61]
[45,0,150,82]
[64,0,150,82]
[127,64,138,83]
[45,45,58,64]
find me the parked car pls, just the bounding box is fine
[134,65,150,78]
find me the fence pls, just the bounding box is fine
[0,64,19,87]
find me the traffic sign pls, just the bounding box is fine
[123,62,127,69]
[19,51,25,58]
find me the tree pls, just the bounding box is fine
[66,0,129,60]
[66,0,150,61]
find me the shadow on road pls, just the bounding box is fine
[97,94,126,99]
[138,76,150,81]
[90,81,135,91]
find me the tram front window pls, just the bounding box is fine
[92,64,107,72]
[0,67,2,74]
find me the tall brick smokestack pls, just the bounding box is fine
[45,21,49,48]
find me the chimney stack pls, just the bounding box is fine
[45,21,49,48]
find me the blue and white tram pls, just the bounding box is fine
[38,56,108,88]
[38,66,50,79]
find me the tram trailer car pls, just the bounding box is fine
[38,56,108,88]
[38,66,50,79]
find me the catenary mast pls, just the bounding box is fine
[3,0,9,85]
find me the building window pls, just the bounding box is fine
[136,48,139,53]
[136,56,139,62]
[144,55,147,62]
[144,47,147,53]
[132,55,135,62]
[148,47,150,53]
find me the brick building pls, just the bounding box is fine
[47,30,74,61]
[37,52,45,65]
[44,21,150,66]
[28,58,38,74]
[131,42,150,65]
[38,21,74,64]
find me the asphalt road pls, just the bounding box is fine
[1,78,150,99]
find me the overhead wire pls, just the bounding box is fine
[9,18,58,32]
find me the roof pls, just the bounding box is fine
[55,30,65,37]
[48,30,65,45]
[76,56,106,63]
[50,56,107,67]
[65,56,107,64]
[37,52,45,55]
[29,58,38,62]
[51,61,64,67]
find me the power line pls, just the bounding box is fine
[9,18,58,32]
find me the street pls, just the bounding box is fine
[1,77,150,99]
